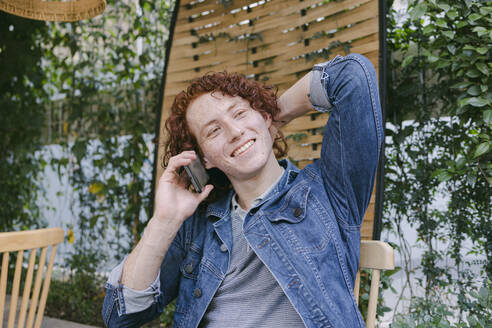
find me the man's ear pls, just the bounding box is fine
[261,112,277,141]
[261,112,273,127]
[203,156,215,169]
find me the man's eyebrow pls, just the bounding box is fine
[200,103,237,133]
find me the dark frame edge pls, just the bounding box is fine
[373,0,387,240]
[150,0,181,218]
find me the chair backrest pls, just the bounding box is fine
[0,228,64,328]
[354,240,394,328]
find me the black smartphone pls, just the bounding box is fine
[184,157,210,193]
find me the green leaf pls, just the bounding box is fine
[451,81,472,89]
[473,142,490,158]
[473,26,487,37]
[436,170,452,182]
[469,97,489,107]
[436,18,448,28]
[467,85,481,96]
[476,62,489,76]
[446,10,458,20]
[476,47,488,55]
[438,3,450,11]
[456,157,466,169]
[457,21,468,28]
[468,13,482,21]
[427,54,439,63]
[466,70,481,78]
[442,30,455,39]
[483,109,492,125]
[447,45,456,55]
[423,24,435,35]
[402,55,414,68]
[410,3,427,21]
[460,97,489,107]
[479,6,492,15]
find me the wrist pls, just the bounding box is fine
[143,216,181,248]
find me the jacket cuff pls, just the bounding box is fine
[106,257,161,315]
[310,57,341,112]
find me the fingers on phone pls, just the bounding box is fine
[166,154,195,174]
[196,184,214,201]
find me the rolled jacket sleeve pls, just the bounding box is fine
[309,58,337,112]
[105,257,161,316]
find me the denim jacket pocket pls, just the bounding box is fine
[267,183,331,253]
[268,183,310,224]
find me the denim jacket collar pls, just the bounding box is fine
[205,159,300,222]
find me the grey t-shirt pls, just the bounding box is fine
[200,171,305,327]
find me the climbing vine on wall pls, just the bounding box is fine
[384,0,491,326]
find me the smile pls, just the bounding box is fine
[231,139,255,157]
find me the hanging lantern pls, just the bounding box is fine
[0,0,106,22]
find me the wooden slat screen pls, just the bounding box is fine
[157,0,380,239]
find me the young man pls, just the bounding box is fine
[102,53,383,328]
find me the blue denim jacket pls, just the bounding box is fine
[103,53,383,328]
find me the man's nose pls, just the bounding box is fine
[225,121,243,142]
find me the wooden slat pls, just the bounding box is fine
[289,146,321,161]
[25,247,47,328]
[359,241,395,270]
[366,269,380,328]
[286,133,323,146]
[354,270,361,305]
[178,0,253,19]
[0,228,64,252]
[17,248,37,328]
[0,252,9,326]
[35,245,58,328]
[7,250,24,328]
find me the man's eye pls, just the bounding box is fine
[207,127,220,137]
[235,110,247,118]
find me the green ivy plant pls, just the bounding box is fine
[41,0,174,325]
[0,13,49,232]
[407,0,491,185]
[384,0,491,325]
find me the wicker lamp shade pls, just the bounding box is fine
[0,0,106,22]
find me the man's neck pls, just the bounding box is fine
[230,155,284,212]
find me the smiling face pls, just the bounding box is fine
[186,92,278,183]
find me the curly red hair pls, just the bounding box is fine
[163,71,288,202]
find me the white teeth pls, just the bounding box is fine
[232,140,254,157]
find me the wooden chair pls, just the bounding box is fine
[354,240,395,328]
[0,228,64,328]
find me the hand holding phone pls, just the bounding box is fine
[154,151,213,223]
